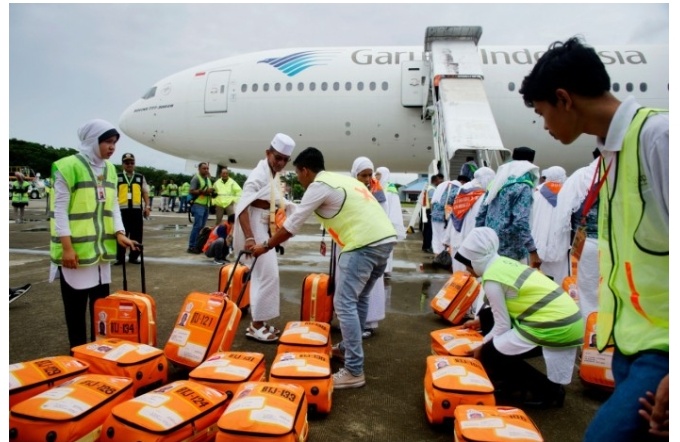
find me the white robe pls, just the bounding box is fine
[531,183,568,285]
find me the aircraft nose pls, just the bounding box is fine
[119,102,145,143]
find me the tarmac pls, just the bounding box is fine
[8,202,610,441]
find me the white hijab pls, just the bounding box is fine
[351,157,374,178]
[484,160,539,205]
[457,227,500,275]
[472,167,496,190]
[376,166,390,189]
[554,158,599,234]
[77,119,117,168]
[542,166,567,184]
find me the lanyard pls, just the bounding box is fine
[580,156,611,223]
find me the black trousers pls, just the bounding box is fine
[59,268,109,348]
[479,340,551,393]
[117,208,143,262]
[422,209,432,250]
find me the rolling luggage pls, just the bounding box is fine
[430,327,484,357]
[277,321,332,357]
[215,381,309,442]
[164,292,242,370]
[580,312,615,390]
[94,247,157,346]
[9,355,90,408]
[453,405,544,442]
[269,351,333,414]
[71,338,168,396]
[100,380,229,442]
[300,241,336,322]
[189,351,267,401]
[424,355,495,425]
[9,374,134,442]
[218,250,253,312]
[430,271,481,325]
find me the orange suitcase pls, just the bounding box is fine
[300,241,335,322]
[71,338,168,396]
[218,250,253,312]
[580,312,615,390]
[164,292,242,369]
[9,355,90,408]
[430,327,484,357]
[269,352,333,414]
[189,352,267,402]
[215,382,309,442]
[9,374,134,442]
[424,355,495,425]
[453,405,544,442]
[277,321,332,357]
[100,380,228,442]
[94,247,157,346]
[430,271,481,325]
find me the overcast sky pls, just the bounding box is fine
[7,3,670,181]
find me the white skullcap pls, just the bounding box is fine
[455,227,499,275]
[350,156,374,178]
[270,133,295,156]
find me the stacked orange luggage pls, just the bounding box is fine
[453,405,544,442]
[430,327,484,357]
[189,351,267,402]
[277,321,332,357]
[269,352,333,414]
[580,312,615,390]
[430,271,481,325]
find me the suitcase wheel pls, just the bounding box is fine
[105,426,115,439]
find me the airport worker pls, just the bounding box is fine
[530,165,568,284]
[186,162,215,253]
[160,179,169,212]
[251,147,397,389]
[167,179,179,211]
[519,36,668,440]
[456,227,582,408]
[178,180,191,213]
[49,119,139,348]
[212,167,242,226]
[476,146,541,268]
[11,172,30,224]
[115,153,150,265]
[450,167,495,273]
[430,178,461,256]
[553,158,600,320]
[375,166,406,279]
[421,174,442,253]
[148,183,155,210]
[349,157,387,338]
[203,215,234,265]
[459,156,478,181]
[233,133,296,343]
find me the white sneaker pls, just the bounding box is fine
[333,368,365,389]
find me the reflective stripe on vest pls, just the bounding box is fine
[213,178,240,207]
[11,181,30,203]
[597,107,669,354]
[194,175,213,205]
[313,171,396,253]
[50,155,117,266]
[482,257,584,347]
[117,172,143,209]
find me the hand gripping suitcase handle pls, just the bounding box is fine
[122,242,146,293]
[223,249,258,306]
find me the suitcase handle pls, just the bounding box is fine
[122,243,146,293]
[222,250,257,307]
[328,241,336,295]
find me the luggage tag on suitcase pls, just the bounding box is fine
[269,352,333,414]
[453,405,544,442]
[189,352,267,401]
[277,321,332,356]
[430,327,484,357]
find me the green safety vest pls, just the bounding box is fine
[313,171,396,253]
[117,171,144,209]
[50,154,117,266]
[482,256,584,347]
[148,185,155,197]
[597,108,669,354]
[179,182,191,197]
[167,183,179,197]
[212,178,242,208]
[11,181,30,204]
[193,174,213,206]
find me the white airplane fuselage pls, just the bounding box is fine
[119,45,668,174]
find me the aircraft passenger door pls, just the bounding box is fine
[204,70,231,113]
[401,61,428,107]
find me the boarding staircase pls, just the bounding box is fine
[422,26,508,179]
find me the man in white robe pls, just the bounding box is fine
[233,133,295,342]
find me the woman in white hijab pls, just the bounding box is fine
[375,166,406,277]
[455,227,582,408]
[50,119,139,348]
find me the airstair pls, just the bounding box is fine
[422,26,508,180]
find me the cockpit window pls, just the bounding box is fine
[142,87,157,99]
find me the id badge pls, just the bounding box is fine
[320,241,327,256]
[127,192,132,200]
[96,183,106,202]
[570,225,587,262]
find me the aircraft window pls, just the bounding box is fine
[321,82,328,91]
[345,82,352,91]
[333,82,340,91]
[612,82,620,92]
[263,83,270,92]
[298,82,304,91]
[142,87,157,99]
[369,82,376,91]
[626,83,633,92]
[310,82,316,91]
[221,85,225,93]
[357,82,364,91]
[381,81,388,91]
[241,84,247,93]
[252,83,259,92]
[286,83,293,91]
[640,82,647,92]
[508,82,516,92]
[275,83,281,91]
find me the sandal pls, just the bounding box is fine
[245,324,279,343]
[362,328,375,339]
[262,322,281,335]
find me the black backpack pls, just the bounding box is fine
[195,226,212,252]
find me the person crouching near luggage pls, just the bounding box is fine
[251,147,396,389]
[455,227,583,408]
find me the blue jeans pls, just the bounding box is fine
[188,203,209,248]
[179,196,188,212]
[334,242,394,376]
[584,349,668,442]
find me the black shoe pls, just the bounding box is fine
[522,384,566,408]
[113,260,123,266]
[9,283,31,304]
[128,259,140,264]
[186,247,201,254]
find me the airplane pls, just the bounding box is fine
[119,28,668,177]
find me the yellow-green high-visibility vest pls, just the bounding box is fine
[11,181,30,204]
